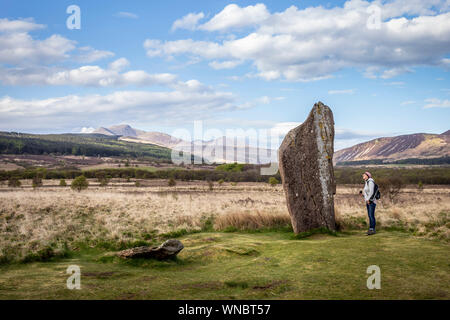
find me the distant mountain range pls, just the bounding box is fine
[0,131,172,160]
[334,130,450,164]
[94,124,183,149]
[93,124,275,164]
[93,124,450,165]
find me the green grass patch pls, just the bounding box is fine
[0,231,449,299]
[160,228,196,239]
[290,227,339,239]
[224,281,249,289]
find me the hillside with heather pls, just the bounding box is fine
[334,130,450,165]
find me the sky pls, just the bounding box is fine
[0,0,449,151]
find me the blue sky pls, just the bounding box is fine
[0,0,449,150]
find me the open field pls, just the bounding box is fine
[1,231,449,300]
[0,154,177,171]
[0,181,449,299]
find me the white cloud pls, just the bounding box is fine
[80,127,95,133]
[441,58,450,68]
[209,60,243,69]
[204,118,274,128]
[75,46,114,63]
[0,58,178,87]
[199,3,269,31]
[0,18,44,33]
[334,138,369,151]
[0,18,115,67]
[121,70,177,86]
[424,98,450,108]
[400,100,416,105]
[146,1,450,81]
[328,89,355,94]
[334,128,388,150]
[0,86,236,130]
[115,12,139,19]
[0,32,76,65]
[235,95,284,109]
[144,38,224,59]
[109,57,130,71]
[171,12,204,31]
[263,123,385,151]
[227,75,243,81]
[363,66,379,79]
[380,68,412,79]
[270,122,300,136]
[258,96,271,104]
[378,0,445,18]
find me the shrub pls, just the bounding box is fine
[59,179,67,187]
[135,180,141,187]
[32,176,43,189]
[71,175,89,192]
[99,177,109,187]
[418,181,424,191]
[168,177,176,187]
[207,180,214,191]
[377,177,404,203]
[268,177,279,186]
[8,177,21,188]
[215,163,244,172]
[218,179,224,185]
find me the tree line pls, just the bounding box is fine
[1,166,449,185]
[0,132,172,161]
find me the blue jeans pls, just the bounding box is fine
[366,202,376,230]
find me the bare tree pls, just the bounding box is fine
[377,177,404,203]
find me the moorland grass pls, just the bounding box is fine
[0,230,448,299]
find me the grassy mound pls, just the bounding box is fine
[0,230,448,299]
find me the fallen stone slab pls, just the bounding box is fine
[278,101,336,233]
[117,239,184,260]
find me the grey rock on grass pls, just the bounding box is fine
[117,239,184,260]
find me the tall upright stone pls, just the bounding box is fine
[278,101,336,233]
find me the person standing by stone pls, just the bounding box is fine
[360,171,377,235]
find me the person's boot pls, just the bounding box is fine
[366,229,376,236]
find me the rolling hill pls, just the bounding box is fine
[95,124,450,165]
[1,125,448,166]
[94,124,275,164]
[0,131,172,161]
[93,125,182,148]
[334,130,450,165]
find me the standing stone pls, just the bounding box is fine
[278,101,336,233]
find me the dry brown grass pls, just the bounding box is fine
[214,211,292,231]
[334,185,450,239]
[0,181,449,262]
